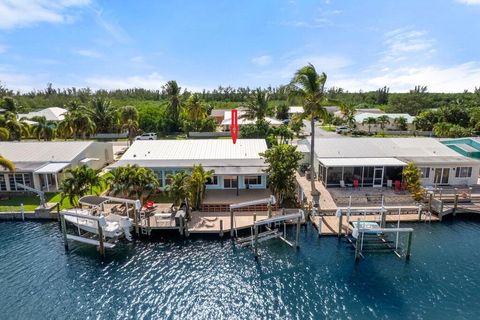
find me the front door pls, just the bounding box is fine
[373,167,383,187]
[434,168,450,185]
[223,176,238,189]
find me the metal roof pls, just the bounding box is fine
[112,139,268,170]
[34,162,70,174]
[203,166,266,175]
[354,112,416,124]
[17,107,67,121]
[0,141,94,162]
[0,162,47,172]
[319,157,406,167]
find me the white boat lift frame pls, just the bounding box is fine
[229,195,276,237]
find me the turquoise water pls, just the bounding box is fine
[1,220,480,319]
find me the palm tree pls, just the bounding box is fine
[163,80,182,132]
[165,171,189,207]
[0,155,15,171]
[394,116,408,131]
[59,165,101,207]
[241,89,270,121]
[71,109,96,139]
[106,165,159,204]
[90,97,117,133]
[31,116,56,141]
[185,94,207,131]
[289,63,341,196]
[362,117,377,133]
[376,115,390,134]
[186,165,213,209]
[57,113,75,140]
[120,106,139,145]
[3,112,29,141]
[0,127,9,141]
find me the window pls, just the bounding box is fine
[8,173,32,191]
[223,176,238,188]
[206,176,218,185]
[0,175,6,191]
[419,167,430,179]
[244,175,262,185]
[455,167,472,178]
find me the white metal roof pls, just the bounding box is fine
[221,110,282,126]
[17,107,67,121]
[288,106,304,114]
[34,162,70,174]
[319,157,406,167]
[0,141,94,162]
[354,112,416,124]
[311,137,480,166]
[113,139,268,170]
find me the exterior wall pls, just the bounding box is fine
[71,142,114,170]
[355,122,415,133]
[419,165,479,186]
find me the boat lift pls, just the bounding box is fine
[236,210,304,258]
[229,195,275,237]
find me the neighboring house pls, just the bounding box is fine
[17,107,68,122]
[210,108,231,125]
[287,106,304,119]
[111,139,268,191]
[0,141,113,192]
[354,112,416,132]
[300,137,480,187]
[441,138,480,159]
[221,110,282,131]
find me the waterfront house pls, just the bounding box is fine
[221,110,282,131]
[0,141,113,193]
[354,112,416,132]
[17,107,68,122]
[301,137,480,188]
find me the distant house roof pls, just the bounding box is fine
[308,137,480,166]
[111,139,268,172]
[0,141,94,163]
[210,109,230,117]
[221,110,283,126]
[17,107,67,122]
[288,106,304,114]
[354,112,416,124]
[355,108,384,114]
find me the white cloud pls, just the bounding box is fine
[0,0,90,29]
[331,62,480,93]
[382,27,435,63]
[94,8,130,43]
[85,72,165,90]
[251,55,272,66]
[456,0,480,4]
[74,49,102,58]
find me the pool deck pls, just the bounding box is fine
[311,212,440,236]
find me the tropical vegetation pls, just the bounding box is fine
[59,165,102,206]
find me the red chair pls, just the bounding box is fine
[146,200,155,209]
[353,179,359,189]
[394,180,401,191]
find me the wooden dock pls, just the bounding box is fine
[311,212,439,236]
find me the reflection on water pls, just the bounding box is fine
[0,219,479,319]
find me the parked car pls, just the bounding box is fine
[135,132,157,140]
[335,126,351,134]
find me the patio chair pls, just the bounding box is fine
[340,180,346,188]
[353,179,359,189]
[394,180,401,191]
[387,180,393,188]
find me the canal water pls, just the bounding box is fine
[1,219,479,319]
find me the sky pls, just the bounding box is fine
[1,0,480,93]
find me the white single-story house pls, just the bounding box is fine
[0,141,113,193]
[354,112,416,132]
[17,107,68,122]
[287,106,304,118]
[300,137,480,188]
[221,110,282,131]
[111,139,269,191]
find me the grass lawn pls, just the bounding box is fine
[319,124,336,132]
[0,185,106,212]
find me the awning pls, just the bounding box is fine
[80,157,100,163]
[34,162,70,174]
[79,195,111,207]
[318,157,406,167]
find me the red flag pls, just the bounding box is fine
[231,109,238,144]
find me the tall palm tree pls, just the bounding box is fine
[394,116,408,131]
[90,97,117,133]
[105,165,159,204]
[362,117,377,133]
[71,109,96,139]
[165,171,189,207]
[31,116,56,141]
[120,106,139,145]
[241,89,270,121]
[0,155,15,171]
[376,115,390,134]
[59,165,101,207]
[185,93,207,131]
[163,80,182,132]
[289,63,341,197]
[186,165,213,209]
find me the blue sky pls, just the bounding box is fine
[1,0,480,93]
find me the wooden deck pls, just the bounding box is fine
[187,211,272,233]
[311,213,439,236]
[295,172,337,211]
[203,189,272,205]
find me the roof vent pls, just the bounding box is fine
[133,154,136,158]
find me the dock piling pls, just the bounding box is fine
[219,220,224,237]
[97,220,105,258]
[60,214,69,251]
[230,209,234,237]
[295,216,301,248]
[406,231,413,260]
[318,216,322,237]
